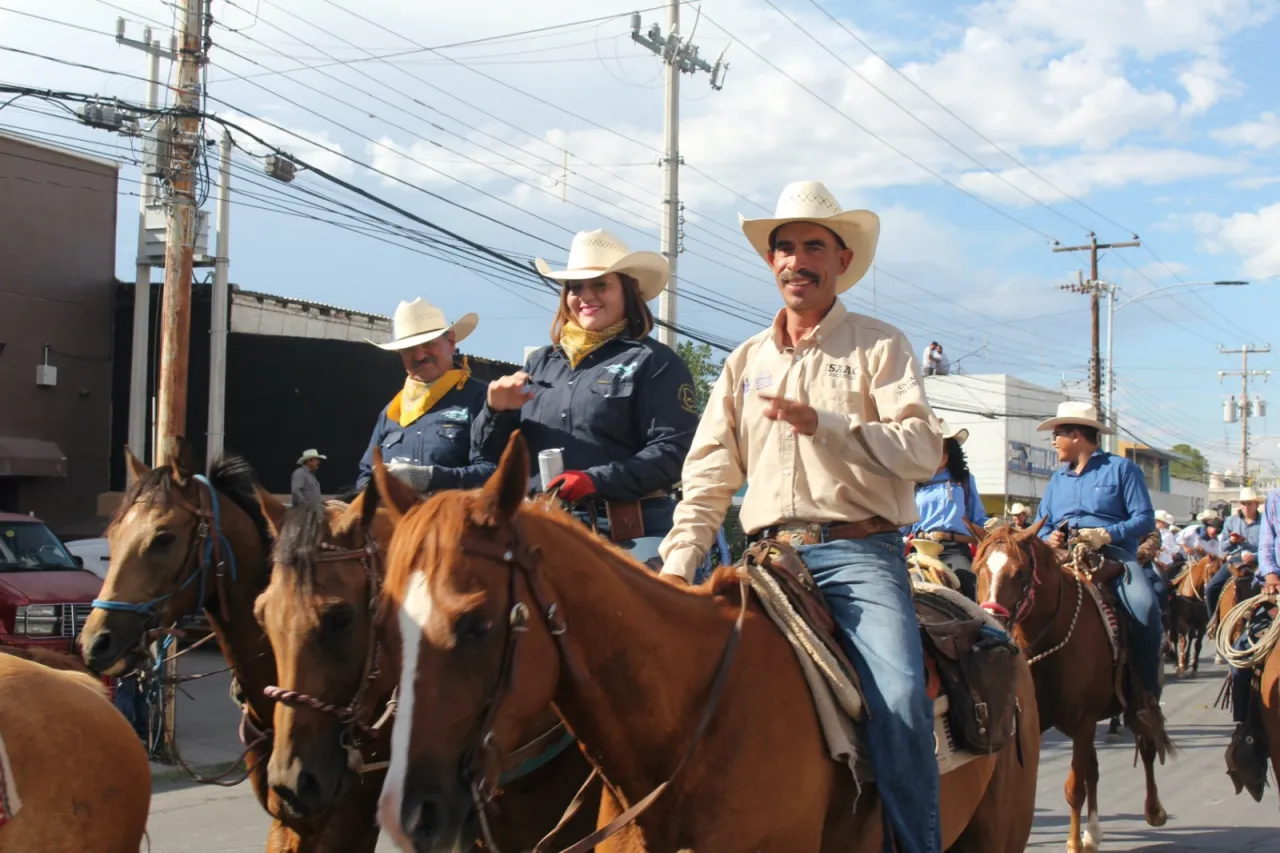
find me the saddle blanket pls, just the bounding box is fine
[0,730,21,830]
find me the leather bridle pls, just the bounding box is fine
[452,521,748,853]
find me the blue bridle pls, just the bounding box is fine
[91,474,238,626]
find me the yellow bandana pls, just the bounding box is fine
[559,320,627,369]
[387,356,471,427]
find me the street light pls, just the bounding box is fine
[1106,279,1252,450]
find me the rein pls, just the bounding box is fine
[982,538,1082,666]
[456,526,749,853]
[262,532,395,773]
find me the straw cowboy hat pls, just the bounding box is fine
[1154,509,1176,524]
[370,298,478,352]
[739,180,880,293]
[1238,486,1261,503]
[534,229,669,302]
[296,448,326,465]
[939,419,969,446]
[1197,509,1223,524]
[1010,503,1029,516]
[1037,401,1114,435]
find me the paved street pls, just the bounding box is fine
[146,645,1276,851]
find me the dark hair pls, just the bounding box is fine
[767,223,847,252]
[944,437,972,487]
[1068,425,1100,446]
[550,272,654,344]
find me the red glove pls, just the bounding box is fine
[547,470,596,502]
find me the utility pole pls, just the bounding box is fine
[1220,344,1271,485]
[206,130,232,469]
[1053,233,1140,439]
[155,0,207,457]
[117,22,175,464]
[631,5,728,348]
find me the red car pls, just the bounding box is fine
[0,512,104,654]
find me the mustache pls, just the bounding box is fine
[780,269,820,285]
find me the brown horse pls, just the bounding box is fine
[0,648,150,851]
[374,433,1039,853]
[1259,623,1280,807]
[974,521,1170,853]
[1213,561,1256,663]
[77,439,363,853]
[253,486,597,852]
[1169,554,1220,676]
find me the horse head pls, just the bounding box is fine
[972,517,1050,623]
[253,486,395,818]
[79,437,270,677]
[375,433,564,853]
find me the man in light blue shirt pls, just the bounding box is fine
[1207,487,1263,620]
[906,420,986,599]
[1034,402,1162,704]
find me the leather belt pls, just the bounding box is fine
[753,516,900,547]
[921,530,977,545]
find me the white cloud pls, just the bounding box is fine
[221,112,353,178]
[1184,203,1280,279]
[1178,57,1239,117]
[1212,113,1280,149]
[1231,174,1280,190]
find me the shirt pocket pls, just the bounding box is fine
[437,423,466,444]
[380,430,405,452]
[589,373,636,401]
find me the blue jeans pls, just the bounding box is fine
[1206,564,1233,619]
[572,497,675,564]
[1104,545,1164,700]
[1143,561,1170,619]
[799,534,941,853]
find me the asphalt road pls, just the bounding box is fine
[145,647,1277,852]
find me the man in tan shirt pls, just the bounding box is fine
[660,180,943,853]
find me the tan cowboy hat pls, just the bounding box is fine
[1154,509,1176,524]
[1197,509,1222,524]
[739,180,880,293]
[939,419,969,446]
[1238,486,1261,503]
[1037,400,1114,435]
[297,448,326,465]
[1010,502,1029,516]
[370,298,478,351]
[534,229,669,302]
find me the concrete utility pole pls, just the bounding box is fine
[1220,344,1271,485]
[631,4,728,348]
[1053,234,1140,428]
[155,0,207,456]
[117,23,175,464]
[206,130,232,469]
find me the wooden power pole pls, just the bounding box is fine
[1054,234,1140,421]
[155,0,206,454]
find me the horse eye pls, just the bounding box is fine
[456,613,493,641]
[321,605,355,637]
[149,531,177,551]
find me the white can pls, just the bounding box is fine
[538,448,565,491]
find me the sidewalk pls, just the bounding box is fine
[147,646,248,780]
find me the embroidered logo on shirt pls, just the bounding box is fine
[753,371,774,391]
[605,363,638,378]
[895,376,920,397]
[440,406,470,422]
[826,364,856,380]
[678,384,699,414]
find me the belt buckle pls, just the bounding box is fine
[782,523,822,547]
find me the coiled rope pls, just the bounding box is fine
[1216,592,1280,670]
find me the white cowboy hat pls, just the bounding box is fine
[534,229,669,302]
[1197,509,1222,523]
[1154,509,1176,524]
[1238,486,1261,503]
[370,298,478,352]
[297,448,326,465]
[1010,503,1029,516]
[1037,401,1114,435]
[739,180,880,293]
[939,419,969,446]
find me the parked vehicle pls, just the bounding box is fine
[0,512,103,654]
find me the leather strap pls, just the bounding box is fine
[757,516,899,544]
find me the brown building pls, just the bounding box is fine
[0,133,118,537]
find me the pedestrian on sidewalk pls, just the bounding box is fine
[291,449,325,506]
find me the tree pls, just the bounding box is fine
[1169,443,1208,481]
[676,340,724,414]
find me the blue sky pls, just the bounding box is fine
[2,0,1278,475]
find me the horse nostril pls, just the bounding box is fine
[295,769,322,809]
[404,794,445,844]
[88,632,115,659]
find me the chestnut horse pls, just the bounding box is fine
[1169,554,1220,676]
[374,434,1039,853]
[77,439,366,853]
[975,521,1173,853]
[0,648,150,851]
[1213,561,1256,663]
[253,486,597,852]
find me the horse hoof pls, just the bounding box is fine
[1145,807,1167,827]
[1214,654,1223,665]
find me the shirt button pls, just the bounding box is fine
[560,412,567,419]
[568,380,574,386]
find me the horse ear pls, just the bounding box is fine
[256,485,288,538]
[474,431,530,528]
[166,436,197,486]
[964,519,988,543]
[124,446,149,486]
[372,448,419,522]
[1020,516,1047,540]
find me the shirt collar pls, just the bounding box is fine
[1062,448,1107,476]
[769,299,848,351]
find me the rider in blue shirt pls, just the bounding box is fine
[1034,402,1163,707]
[905,420,986,599]
[1207,488,1263,620]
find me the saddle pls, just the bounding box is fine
[736,541,1023,764]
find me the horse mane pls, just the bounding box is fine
[109,454,270,549]
[271,501,329,589]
